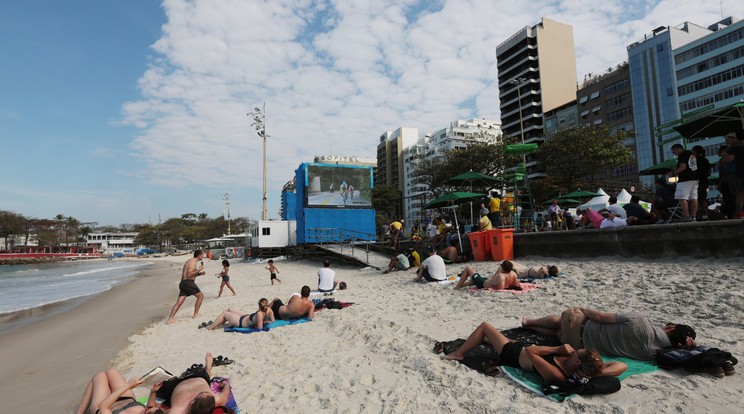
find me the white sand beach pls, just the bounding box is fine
[110,254,743,413]
[3,253,742,413]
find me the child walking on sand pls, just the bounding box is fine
[216,259,237,297]
[266,259,281,285]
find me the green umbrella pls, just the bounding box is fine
[444,171,499,188]
[424,191,485,253]
[542,198,582,205]
[504,143,539,155]
[424,192,486,209]
[560,190,602,199]
[638,158,678,176]
[673,103,744,139]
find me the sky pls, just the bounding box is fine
[1,0,742,227]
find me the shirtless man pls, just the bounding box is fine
[269,285,315,320]
[166,250,206,324]
[156,352,231,414]
[454,260,519,290]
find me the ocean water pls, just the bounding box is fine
[0,259,152,317]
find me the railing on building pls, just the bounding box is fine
[306,228,376,264]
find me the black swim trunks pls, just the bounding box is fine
[179,279,201,297]
[271,299,284,320]
[499,342,524,369]
[270,272,277,280]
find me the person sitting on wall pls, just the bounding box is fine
[623,195,655,225]
[651,178,677,223]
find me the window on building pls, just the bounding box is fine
[262,227,271,236]
[579,96,588,104]
[590,91,600,100]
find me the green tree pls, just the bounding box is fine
[0,211,26,249]
[133,224,163,249]
[534,125,634,200]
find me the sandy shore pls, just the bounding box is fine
[4,253,744,413]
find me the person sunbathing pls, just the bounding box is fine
[269,285,315,320]
[75,367,163,414]
[511,262,560,279]
[155,352,231,414]
[454,261,519,290]
[205,298,275,330]
[443,322,607,385]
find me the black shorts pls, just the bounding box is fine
[156,368,209,406]
[270,273,277,280]
[500,342,524,369]
[221,276,230,282]
[271,299,284,320]
[422,268,444,283]
[178,279,200,297]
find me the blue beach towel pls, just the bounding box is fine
[501,356,658,402]
[223,317,312,334]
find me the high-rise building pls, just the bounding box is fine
[627,22,714,178]
[673,17,744,172]
[376,127,420,218]
[496,18,577,174]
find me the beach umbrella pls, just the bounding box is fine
[444,171,499,188]
[444,172,498,224]
[560,189,602,199]
[424,191,485,252]
[673,103,744,139]
[504,143,539,155]
[638,158,678,176]
[542,198,582,206]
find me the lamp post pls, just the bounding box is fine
[248,104,268,221]
[510,78,528,144]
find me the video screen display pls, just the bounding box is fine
[306,164,373,208]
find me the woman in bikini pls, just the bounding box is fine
[206,298,275,330]
[75,368,163,414]
[443,322,605,385]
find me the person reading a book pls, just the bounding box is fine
[205,298,275,330]
[75,367,163,414]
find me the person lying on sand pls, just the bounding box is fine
[454,261,519,290]
[510,262,560,279]
[522,307,697,361]
[443,322,616,384]
[204,298,275,330]
[75,368,163,414]
[269,286,315,320]
[156,352,231,414]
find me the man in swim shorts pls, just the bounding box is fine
[166,250,206,324]
[269,285,315,320]
[453,261,519,290]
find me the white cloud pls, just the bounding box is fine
[122,0,744,197]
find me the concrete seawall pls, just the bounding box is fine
[514,220,744,258]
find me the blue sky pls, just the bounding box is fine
[1,0,742,226]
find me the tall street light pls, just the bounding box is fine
[248,103,268,221]
[510,78,528,144]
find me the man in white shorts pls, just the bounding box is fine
[667,143,698,221]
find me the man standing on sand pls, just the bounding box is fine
[166,250,206,324]
[269,286,315,320]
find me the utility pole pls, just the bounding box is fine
[224,192,231,234]
[248,103,268,221]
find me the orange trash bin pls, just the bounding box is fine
[467,231,491,261]
[488,228,514,261]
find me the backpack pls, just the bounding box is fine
[656,346,738,370]
[544,376,621,397]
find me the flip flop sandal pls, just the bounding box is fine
[198,321,211,329]
[433,342,445,354]
[212,355,234,366]
[482,362,501,377]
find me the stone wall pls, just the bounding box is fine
[514,220,744,259]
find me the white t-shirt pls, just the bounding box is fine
[427,223,438,238]
[421,254,447,281]
[606,204,627,218]
[600,217,628,228]
[318,267,336,291]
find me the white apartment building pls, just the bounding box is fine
[401,118,502,225]
[86,232,139,253]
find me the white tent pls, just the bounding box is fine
[578,188,610,211]
[616,188,632,204]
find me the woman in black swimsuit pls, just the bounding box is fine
[443,322,604,384]
[75,368,163,414]
[206,298,275,330]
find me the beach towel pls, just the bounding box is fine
[314,299,354,310]
[467,282,541,294]
[501,357,657,402]
[137,377,240,413]
[223,317,312,334]
[435,328,658,402]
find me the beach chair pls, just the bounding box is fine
[665,203,685,223]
